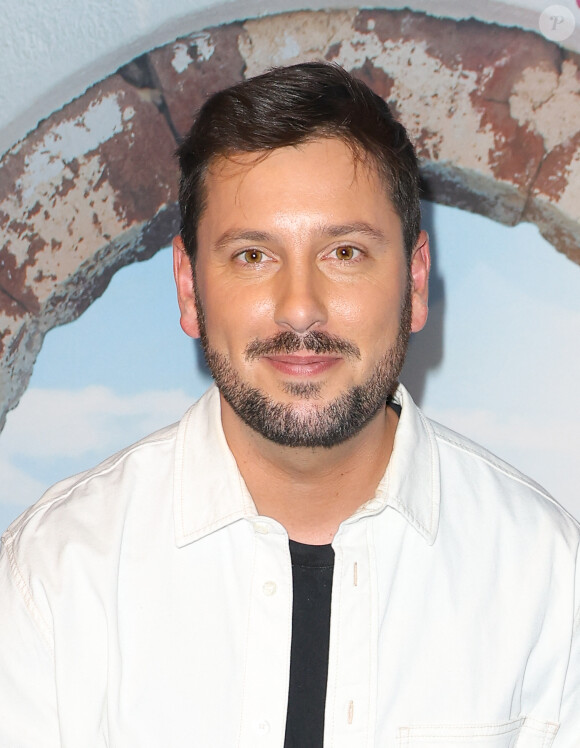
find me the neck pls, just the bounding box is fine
[219,395,399,544]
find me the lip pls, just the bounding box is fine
[264,354,342,376]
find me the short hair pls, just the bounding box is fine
[177,61,421,262]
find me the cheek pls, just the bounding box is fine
[327,292,362,326]
[202,284,275,346]
[328,284,402,337]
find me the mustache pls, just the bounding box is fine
[245,331,361,361]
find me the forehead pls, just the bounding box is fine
[200,138,396,226]
[207,137,385,184]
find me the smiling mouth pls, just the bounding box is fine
[264,354,342,376]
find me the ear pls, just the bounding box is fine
[173,235,201,339]
[409,230,430,333]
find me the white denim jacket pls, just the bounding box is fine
[1,384,578,747]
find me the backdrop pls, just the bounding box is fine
[1,1,579,532]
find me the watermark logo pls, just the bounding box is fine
[539,4,576,42]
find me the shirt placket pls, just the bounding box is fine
[238,518,293,748]
[324,518,377,747]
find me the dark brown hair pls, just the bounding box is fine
[177,61,421,261]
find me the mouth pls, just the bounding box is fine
[264,353,342,376]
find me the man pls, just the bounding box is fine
[0,62,578,746]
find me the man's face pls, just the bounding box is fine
[174,138,429,447]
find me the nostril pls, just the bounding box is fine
[273,285,327,334]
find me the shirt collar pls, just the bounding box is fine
[173,383,440,547]
[173,386,258,547]
[348,384,441,545]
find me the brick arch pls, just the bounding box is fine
[1,7,580,431]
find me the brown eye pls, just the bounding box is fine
[335,246,358,260]
[242,249,264,263]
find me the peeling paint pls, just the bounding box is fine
[150,22,245,138]
[172,43,193,73]
[240,11,358,78]
[278,34,301,61]
[533,130,580,217]
[555,146,580,217]
[0,73,178,431]
[171,32,215,73]
[17,94,127,200]
[335,33,496,175]
[510,60,580,151]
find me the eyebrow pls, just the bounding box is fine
[214,229,273,251]
[213,222,389,250]
[323,222,388,243]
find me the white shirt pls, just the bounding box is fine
[1,384,578,747]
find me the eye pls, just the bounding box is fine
[240,249,265,263]
[333,245,361,261]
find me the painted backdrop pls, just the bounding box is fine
[1,1,579,531]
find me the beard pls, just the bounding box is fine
[194,281,411,449]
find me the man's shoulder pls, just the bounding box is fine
[3,419,181,550]
[0,418,186,622]
[430,416,552,494]
[2,384,227,560]
[428,414,580,538]
[0,387,228,629]
[3,386,223,549]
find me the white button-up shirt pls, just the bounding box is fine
[1,384,578,746]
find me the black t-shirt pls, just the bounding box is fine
[283,401,399,745]
[283,539,335,748]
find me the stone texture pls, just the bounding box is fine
[149,22,247,139]
[0,74,179,430]
[1,7,580,431]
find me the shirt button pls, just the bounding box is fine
[257,720,271,734]
[254,521,270,534]
[262,581,277,596]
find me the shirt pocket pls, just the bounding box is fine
[397,717,559,747]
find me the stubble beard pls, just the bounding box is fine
[194,279,411,449]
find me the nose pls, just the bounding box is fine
[273,263,328,333]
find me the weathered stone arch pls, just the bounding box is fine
[1,8,580,431]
